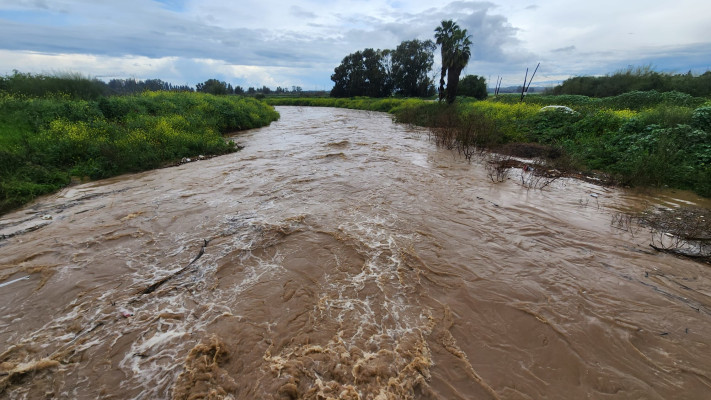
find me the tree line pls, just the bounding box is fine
[0,72,197,98]
[330,20,486,102]
[549,66,711,98]
[108,78,193,94]
[0,71,304,99]
[194,79,304,96]
[110,78,304,96]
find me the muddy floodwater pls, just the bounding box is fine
[1,107,710,399]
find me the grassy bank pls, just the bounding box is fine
[1,91,279,214]
[267,93,711,197]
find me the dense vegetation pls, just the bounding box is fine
[268,91,711,197]
[390,39,438,98]
[0,71,109,100]
[457,75,488,100]
[550,66,711,98]
[0,77,279,214]
[0,71,199,98]
[331,48,393,98]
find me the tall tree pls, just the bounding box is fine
[434,20,472,103]
[391,39,436,97]
[458,75,488,99]
[434,20,457,102]
[330,48,390,97]
[196,79,229,95]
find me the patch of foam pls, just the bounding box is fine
[259,207,437,398]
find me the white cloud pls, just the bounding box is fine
[0,50,185,81]
[0,50,334,89]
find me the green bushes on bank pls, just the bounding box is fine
[0,91,279,214]
[483,95,711,196]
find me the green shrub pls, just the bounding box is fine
[573,110,626,137]
[98,96,134,120]
[608,124,710,187]
[691,106,711,132]
[696,165,711,197]
[598,90,705,110]
[527,108,582,144]
[635,106,694,128]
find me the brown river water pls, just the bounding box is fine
[1,106,710,399]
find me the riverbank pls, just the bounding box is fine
[267,92,711,198]
[0,92,279,214]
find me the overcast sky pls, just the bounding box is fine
[1,0,709,90]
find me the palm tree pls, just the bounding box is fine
[434,20,456,102]
[445,29,472,104]
[434,20,472,104]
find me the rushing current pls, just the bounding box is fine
[1,106,710,399]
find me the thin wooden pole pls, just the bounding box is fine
[526,63,540,94]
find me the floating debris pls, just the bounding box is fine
[0,276,31,289]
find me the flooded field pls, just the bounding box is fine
[1,107,710,399]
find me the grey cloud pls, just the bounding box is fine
[0,15,325,67]
[621,42,711,73]
[289,5,317,19]
[0,0,525,69]
[28,0,50,9]
[329,1,524,63]
[535,42,711,82]
[552,45,576,53]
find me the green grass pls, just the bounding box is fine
[0,91,279,214]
